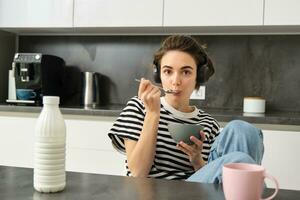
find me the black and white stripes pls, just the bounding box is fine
[108,96,220,180]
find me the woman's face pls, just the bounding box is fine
[160,50,197,111]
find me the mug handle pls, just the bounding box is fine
[261,172,279,200]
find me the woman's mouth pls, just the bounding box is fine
[169,90,181,95]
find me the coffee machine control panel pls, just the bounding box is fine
[14,53,42,63]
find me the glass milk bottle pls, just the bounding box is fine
[34,96,66,193]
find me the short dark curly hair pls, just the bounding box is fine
[153,35,215,89]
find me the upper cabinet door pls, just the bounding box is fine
[0,0,73,27]
[0,0,27,27]
[74,0,163,27]
[264,0,300,25]
[164,0,263,26]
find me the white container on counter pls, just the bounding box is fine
[34,96,66,193]
[243,97,266,114]
[8,62,16,100]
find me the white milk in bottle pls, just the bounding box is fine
[34,96,66,193]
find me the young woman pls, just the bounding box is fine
[108,35,264,183]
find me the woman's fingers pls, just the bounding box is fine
[138,78,152,99]
[176,143,191,155]
[178,141,194,153]
[190,136,202,147]
[190,131,206,145]
[138,78,147,98]
[200,131,206,141]
[142,86,158,103]
[152,86,161,98]
[137,79,161,113]
[177,132,206,167]
[140,82,161,104]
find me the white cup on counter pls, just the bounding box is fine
[243,97,266,114]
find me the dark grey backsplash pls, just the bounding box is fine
[18,35,300,112]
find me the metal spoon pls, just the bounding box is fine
[134,79,175,94]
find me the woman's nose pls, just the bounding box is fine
[171,73,181,85]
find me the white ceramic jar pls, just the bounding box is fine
[34,96,66,193]
[243,97,266,113]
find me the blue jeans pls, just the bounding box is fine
[186,120,264,183]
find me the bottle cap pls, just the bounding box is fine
[43,96,60,105]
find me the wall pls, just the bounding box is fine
[0,31,16,103]
[5,35,299,112]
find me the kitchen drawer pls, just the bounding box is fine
[66,148,126,176]
[66,118,115,151]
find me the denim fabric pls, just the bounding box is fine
[186,120,264,183]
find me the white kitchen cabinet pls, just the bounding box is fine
[261,130,300,191]
[65,116,126,175]
[264,0,300,25]
[74,0,163,27]
[0,113,126,176]
[163,0,263,26]
[0,0,73,27]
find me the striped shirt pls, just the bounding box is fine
[108,96,220,180]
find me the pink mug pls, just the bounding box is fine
[223,163,279,200]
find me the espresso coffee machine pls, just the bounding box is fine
[6,53,65,105]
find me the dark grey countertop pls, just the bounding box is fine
[0,104,300,125]
[0,104,123,117]
[1,165,299,200]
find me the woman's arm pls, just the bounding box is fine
[124,78,161,177]
[124,111,160,177]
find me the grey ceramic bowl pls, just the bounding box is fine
[168,123,204,145]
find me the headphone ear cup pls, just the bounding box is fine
[153,65,161,83]
[197,65,210,84]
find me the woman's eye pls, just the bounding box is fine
[183,70,192,75]
[163,70,171,75]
